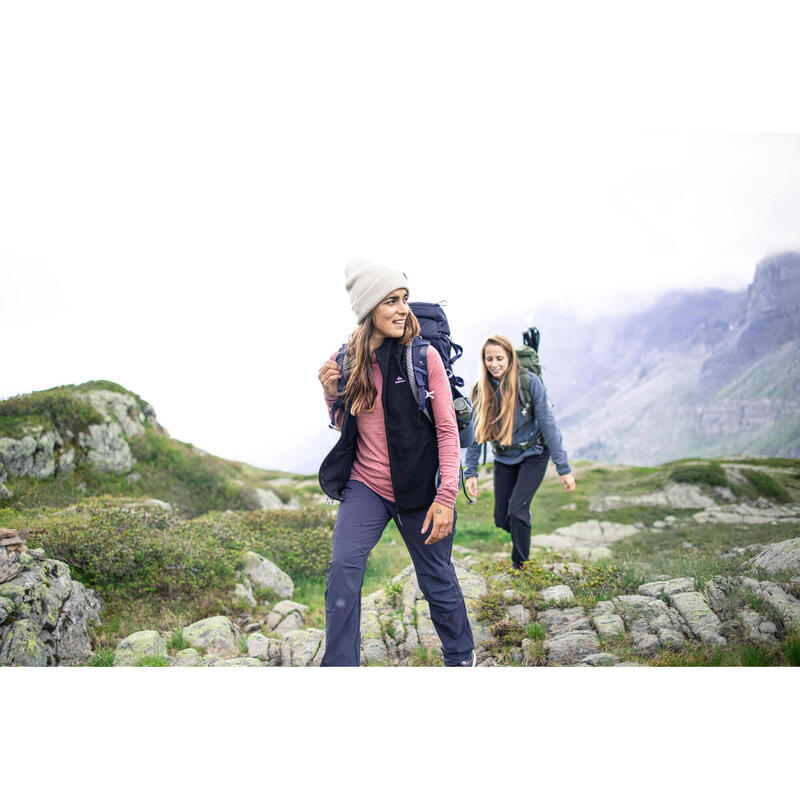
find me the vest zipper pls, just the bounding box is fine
[378,342,403,508]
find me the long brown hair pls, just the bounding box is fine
[472,334,519,446]
[342,310,421,416]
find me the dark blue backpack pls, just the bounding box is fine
[406,302,474,449]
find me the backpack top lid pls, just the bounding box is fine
[408,301,464,387]
[409,301,451,337]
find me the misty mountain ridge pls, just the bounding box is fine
[458,251,799,465]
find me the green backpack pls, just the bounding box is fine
[515,327,543,413]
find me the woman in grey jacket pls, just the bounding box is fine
[464,334,575,570]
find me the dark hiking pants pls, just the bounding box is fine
[321,479,474,666]
[493,453,550,569]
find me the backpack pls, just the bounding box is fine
[328,301,475,500]
[516,326,543,413]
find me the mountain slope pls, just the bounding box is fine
[459,252,800,464]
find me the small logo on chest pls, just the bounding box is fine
[394,376,406,384]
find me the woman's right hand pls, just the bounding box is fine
[318,358,341,398]
[465,476,479,498]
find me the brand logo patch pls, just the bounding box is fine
[395,376,406,384]
[425,390,435,400]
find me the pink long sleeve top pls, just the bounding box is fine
[324,346,460,508]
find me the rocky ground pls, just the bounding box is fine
[98,528,800,668]
[6,515,797,667]
[3,445,799,667]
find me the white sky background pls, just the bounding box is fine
[2,2,800,473]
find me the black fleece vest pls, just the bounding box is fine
[318,338,439,512]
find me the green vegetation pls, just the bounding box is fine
[127,429,245,516]
[524,620,546,640]
[0,387,105,438]
[14,499,334,646]
[409,645,443,666]
[782,633,800,666]
[611,521,798,588]
[650,641,783,667]
[136,655,172,667]
[75,380,139,396]
[743,470,791,503]
[169,629,190,651]
[668,462,728,487]
[25,500,239,601]
[515,557,640,607]
[384,579,403,608]
[85,648,115,667]
[28,502,334,596]
[720,457,800,469]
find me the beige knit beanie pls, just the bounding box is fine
[345,258,409,322]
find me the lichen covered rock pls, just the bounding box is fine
[280,628,325,667]
[113,630,168,666]
[242,551,294,599]
[0,545,103,666]
[182,615,244,658]
[745,537,800,577]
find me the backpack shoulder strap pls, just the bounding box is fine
[517,367,532,414]
[406,337,430,414]
[329,344,348,427]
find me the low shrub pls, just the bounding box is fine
[24,500,334,604]
[668,462,728,487]
[221,507,334,578]
[26,501,239,600]
[744,470,791,503]
[491,618,526,648]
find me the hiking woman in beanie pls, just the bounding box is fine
[317,258,475,667]
[464,334,575,570]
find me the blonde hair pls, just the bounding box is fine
[472,334,519,446]
[342,310,420,416]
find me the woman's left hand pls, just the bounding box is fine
[421,501,454,545]
[560,473,576,493]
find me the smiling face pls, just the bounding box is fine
[484,343,510,379]
[370,288,410,342]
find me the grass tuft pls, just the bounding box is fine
[85,648,115,667]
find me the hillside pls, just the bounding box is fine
[2,380,799,668]
[0,381,323,517]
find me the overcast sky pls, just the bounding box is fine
[2,3,799,473]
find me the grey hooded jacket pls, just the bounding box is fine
[463,372,571,478]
